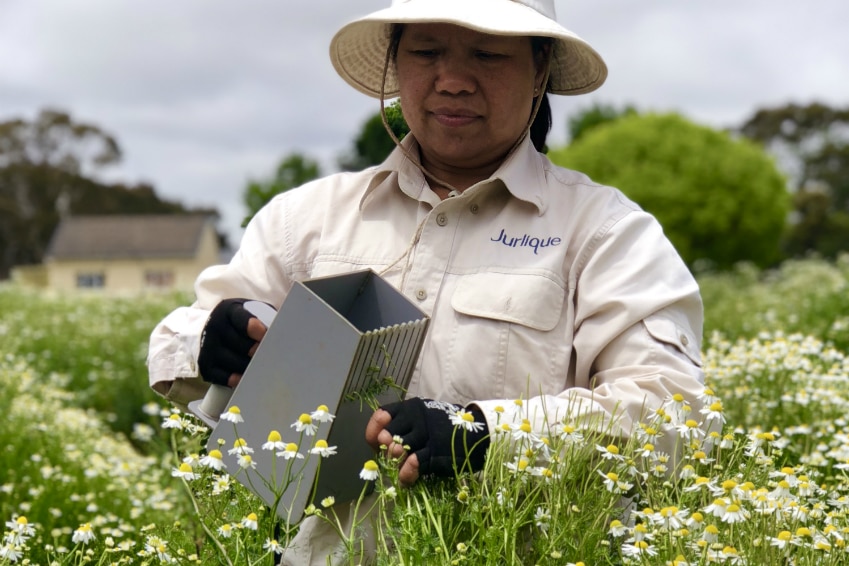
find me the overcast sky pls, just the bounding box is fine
[1,0,847,246]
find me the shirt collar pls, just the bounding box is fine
[359,134,549,214]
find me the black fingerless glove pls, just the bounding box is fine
[382,397,490,478]
[197,298,266,386]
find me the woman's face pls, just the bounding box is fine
[395,23,546,180]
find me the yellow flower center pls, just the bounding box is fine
[672,393,685,402]
[234,438,247,447]
[606,472,618,481]
[563,425,575,433]
[316,404,329,413]
[781,466,794,475]
[520,422,532,434]
[705,525,719,535]
[685,419,698,429]
[778,531,792,541]
[314,439,329,449]
[246,513,258,521]
[721,480,737,491]
[298,413,313,425]
[693,451,707,459]
[461,412,474,422]
[228,406,241,415]
[208,450,223,460]
[661,506,679,517]
[179,463,193,473]
[726,504,740,513]
[513,399,523,407]
[267,430,282,442]
[643,443,654,452]
[517,458,529,471]
[285,443,298,452]
[363,460,379,472]
[16,516,28,525]
[709,401,723,412]
[797,527,812,537]
[606,444,619,455]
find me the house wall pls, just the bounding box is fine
[45,224,222,293]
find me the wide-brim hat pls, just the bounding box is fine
[330,0,608,98]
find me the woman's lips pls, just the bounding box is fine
[431,109,479,127]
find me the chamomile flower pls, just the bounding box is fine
[608,519,629,537]
[5,516,35,538]
[719,503,749,524]
[700,400,726,424]
[621,540,658,558]
[291,413,318,436]
[211,474,232,495]
[228,438,254,455]
[171,462,198,480]
[505,457,531,474]
[263,538,284,555]
[72,523,95,545]
[321,496,335,508]
[652,506,689,530]
[309,439,338,458]
[238,454,257,469]
[277,443,303,460]
[533,507,551,532]
[199,449,226,471]
[675,419,705,440]
[310,405,335,423]
[596,443,625,462]
[598,470,632,493]
[161,413,185,429]
[220,405,244,423]
[0,543,22,563]
[450,409,486,432]
[511,419,539,443]
[218,523,234,538]
[241,513,258,530]
[559,423,584,443]
[360,460,379,481]
[262,430,286,451]
[769,530,793,549]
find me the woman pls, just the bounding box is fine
[148,0,706,563]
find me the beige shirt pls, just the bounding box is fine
[149,133,704,435]
[148,134,706,564]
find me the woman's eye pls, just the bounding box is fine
[410,49,438,58]
[476,51,504,60]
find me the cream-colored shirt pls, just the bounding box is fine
[149,133,704,436]
[148,134,706,564]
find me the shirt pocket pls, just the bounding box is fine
[642,312,703,367]
[451,272,564,331]
[444,272,570,402]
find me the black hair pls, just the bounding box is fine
[387,25,552,153]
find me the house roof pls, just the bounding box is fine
[46,214,215,260]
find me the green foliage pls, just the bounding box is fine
[0,354,190,565]
[697,254,849,352]
[549,112,791,270]
[566,102,637,143]
[338,100,410,172]
[739,102,849,259]
[242,153,321,227]
[0,286,188,440]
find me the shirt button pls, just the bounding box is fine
[680,334,690,346]
[470,203,480,214]
[436,212,447,226]
[416,289,427,301]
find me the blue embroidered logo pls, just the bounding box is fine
[490,229,561,254]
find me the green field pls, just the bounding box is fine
[1,256,848,565]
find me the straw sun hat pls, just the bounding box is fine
[330,0,607,98]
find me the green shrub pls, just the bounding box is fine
[549,113,791,270]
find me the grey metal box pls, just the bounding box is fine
[189,269,429,524]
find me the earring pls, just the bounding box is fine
[533,87,540,96]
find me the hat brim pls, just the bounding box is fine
[330,0,608,98]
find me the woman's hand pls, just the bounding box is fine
[365,397,490,487]
[197,298,270,388]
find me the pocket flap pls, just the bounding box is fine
[643,313,702,366]
[451,272,565,331]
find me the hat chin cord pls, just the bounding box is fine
[375,40,552,290]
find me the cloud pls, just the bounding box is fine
[1,0,847,246]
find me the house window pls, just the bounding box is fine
[77,272,105,288]
[145,270,175,288]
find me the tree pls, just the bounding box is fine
[548,113,790,270]
[338,100,410,171]
[242,153,321,227]
[566,102,637,143]
[0,109,221,279]
[739,102,849,258]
